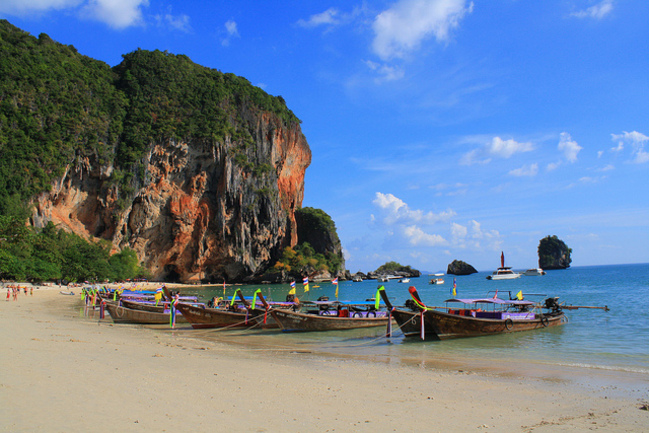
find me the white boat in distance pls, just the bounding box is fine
[430,273,445,284]
[486,252,521,280]
[523,268,546,276]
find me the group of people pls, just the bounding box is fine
[5,285,32,301]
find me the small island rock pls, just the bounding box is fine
[447,260,478,275]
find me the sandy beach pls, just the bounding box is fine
[1,285,647,432]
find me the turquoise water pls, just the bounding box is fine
[174,263,649,375]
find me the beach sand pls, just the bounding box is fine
[1,286,647,432]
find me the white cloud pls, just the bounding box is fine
[372,0,473,60]
[611,130,649,163]
[225,20,239,37]
[167,14,190,32]
[459,148,490,165]
[571,0,614,20]
[509,163,538,177]
[155,10,191,33]
[0,0,148,29]
[558,132,582,162]
[403,225,447,246]
[488,136,534,158]
[221,20,240,46]
[80,0,149,29]
[546,161,560,171]
[451,222,467,239]
[373,192,456,225]
[0,0,82,15]
[451,220,502,250]
[364,60,405,82]
[297,8,341,28]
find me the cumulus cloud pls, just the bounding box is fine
[403,225,447,246]
[451,220,502,250]
[460,136,534,165]
[80,0,149,29]
[488,136,534,158]
[509,163,538,177]
[558,132,582,162]
[611,130,649,163]
[570,0,614,20]
[373,192,456,225]
[372,0,473,60]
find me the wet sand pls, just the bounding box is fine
[1,286,648,432]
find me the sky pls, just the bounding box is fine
[2,0,648,273]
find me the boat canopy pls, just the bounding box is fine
[443,298,535,306]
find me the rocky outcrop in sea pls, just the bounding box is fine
[447,260,478,275]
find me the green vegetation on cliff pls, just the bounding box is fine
[0,218,148,282]
[0,21,306,282]
[0,21,127,213]
[0,20,300,214]
[272,207,344,279]
[375,261,416,274]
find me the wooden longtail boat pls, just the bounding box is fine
[379,286,567,340]
[119,299,205,313]
[174,302,275,329]
[256,291,391,332]
[104,301,188,324]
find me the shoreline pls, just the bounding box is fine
[1,288,648,432]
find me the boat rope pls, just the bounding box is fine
[312,312,422,349]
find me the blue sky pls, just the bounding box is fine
[2,1,648,272]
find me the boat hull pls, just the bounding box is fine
[270,308,391,332]
[175,303,276,329]
[105,302,187,324]
[391,308,565,340]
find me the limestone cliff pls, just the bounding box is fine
[447,260,478,275]
[32,114,310,283]
[20,46,312,283]
[538,235,572,270]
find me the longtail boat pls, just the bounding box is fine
[104,301,188,325]
[379,286,567,340]
[257,289,392,332]
[119,299,204,313]
[174,289,286,329]
[174,302,275,329]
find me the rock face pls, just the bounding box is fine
[447,260,478,275]
[32,115,310,283]
[538,235,572,270]
[1,26,319,285]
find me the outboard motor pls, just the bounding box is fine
[544,297,562,313]
[405,299,420,312]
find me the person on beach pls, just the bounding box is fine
[5,289,9,301]
[30,287,33,296]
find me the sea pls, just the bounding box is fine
[161,264,649,382]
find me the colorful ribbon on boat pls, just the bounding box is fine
[375,286,383,311]
[230,289,241,307]
[252,289,261,310]
[408,286,427,311]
